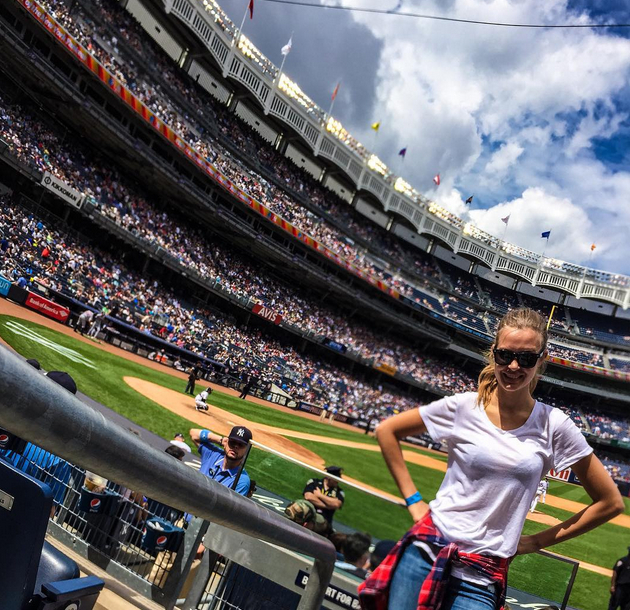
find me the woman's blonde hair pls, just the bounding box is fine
[477,308,548,408]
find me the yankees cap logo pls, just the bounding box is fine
[236,428,245,437]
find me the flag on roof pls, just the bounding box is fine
[501,214,510,225]
[433,174,440,186]
[371,121,380,132]
[541,230,551,239]
[281,36,292,56]
[331,82,340,101]
[465,196,473,205]
[590,243,596,252]
[248,0,254,19]
[398,148,407,158]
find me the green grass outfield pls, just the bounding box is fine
[0,313,624,609]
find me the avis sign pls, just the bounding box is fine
[41,172,84,208]
[25,292,70,323]
[252,303,282,325]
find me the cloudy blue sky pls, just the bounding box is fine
[217,0,630,275]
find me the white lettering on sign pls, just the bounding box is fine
[0,489,14,511]
[3,320,96,368]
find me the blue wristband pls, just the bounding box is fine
[405,491,422,507]
[199,429,211,442]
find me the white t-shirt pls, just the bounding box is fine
[419,392,592,582]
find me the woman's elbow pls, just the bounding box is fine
[609,493,625,518]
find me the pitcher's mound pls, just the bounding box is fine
[123,376,324,467]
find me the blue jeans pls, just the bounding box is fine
[388,545,498,610]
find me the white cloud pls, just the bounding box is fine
[341,0,630,273]
[469,187,594,259]
[484,142,524,177]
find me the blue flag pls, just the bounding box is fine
[541,230,551,239]
[398,147,407,158]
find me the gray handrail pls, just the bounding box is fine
[0,347,336,609]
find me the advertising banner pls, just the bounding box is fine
[374,362,398,376]
[41,172,84,208]
[252,303,282,325]
[25,292,70,323]
[322,337,347,354]
[0,275,11,297]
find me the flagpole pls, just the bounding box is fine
[326,82,340,121]
[316,82,340,157]
[397,154,404,176]
[541,236,549,260]
[235,1,250,48]
[224,0,251,76]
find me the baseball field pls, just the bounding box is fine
[0,302,625,610]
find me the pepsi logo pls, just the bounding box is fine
[0,434,9,445]
[90,498,101,510]
[156,535,168,547]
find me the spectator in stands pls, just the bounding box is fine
[335,532,372,579]
[284,499,328,534]
[303,466,345,534]
[189,426,252,496]
[368,540,396,574]
[169,433,191,454]
[366,308,623,609]
[164,444,186,461]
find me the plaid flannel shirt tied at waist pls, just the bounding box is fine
[358,512,509,610]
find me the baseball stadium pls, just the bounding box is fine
[0,0,629,609]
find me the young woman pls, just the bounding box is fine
[359,308,623,610]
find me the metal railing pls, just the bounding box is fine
[0,347,336,609]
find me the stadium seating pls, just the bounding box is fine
[0,458,104,609]
[13,0,629,351]
[1,0,630,457]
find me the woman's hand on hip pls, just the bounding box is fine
[408,500,430,523]
[515,534,541,555]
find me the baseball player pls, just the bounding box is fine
[195,387,213,411]
[530,477,549,512]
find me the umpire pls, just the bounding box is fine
[610,547,630,610]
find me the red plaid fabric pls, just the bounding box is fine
[358,512,509,610]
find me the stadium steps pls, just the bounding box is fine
[577,406,592,433]
[603,353,611,369]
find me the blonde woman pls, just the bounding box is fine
[359,308,623,610]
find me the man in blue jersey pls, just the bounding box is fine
[189,425,252,496]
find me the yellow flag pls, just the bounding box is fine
[371,121,380,131]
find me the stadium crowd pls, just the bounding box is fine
[22,0,630,351]
[0,87,623,375]
[0,196,478,419]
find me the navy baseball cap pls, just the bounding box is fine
[228,426,252,445]
[26,358,41,370]
[46,371,77,395]
[325,465,343,477]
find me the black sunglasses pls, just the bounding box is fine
[493,348,544,369]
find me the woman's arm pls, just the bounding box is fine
[376,408,430,522]
[517,453,624,554]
